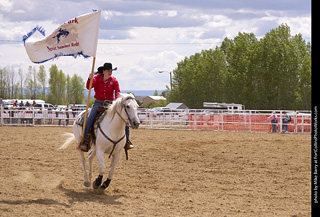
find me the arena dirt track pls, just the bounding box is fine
[0,127,311,216]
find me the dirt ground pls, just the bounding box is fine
[0,126,311,216]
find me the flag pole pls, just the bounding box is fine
[81,56,96,140]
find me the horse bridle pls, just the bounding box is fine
[116,97,135,127]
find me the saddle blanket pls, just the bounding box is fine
[75,110,89,127]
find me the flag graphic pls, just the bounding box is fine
[23,9,101,63]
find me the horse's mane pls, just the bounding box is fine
[106,93,135,118]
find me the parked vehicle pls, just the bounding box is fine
[68,104,87,111]
[34,103,54,111]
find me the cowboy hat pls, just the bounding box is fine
[98,62,117,71]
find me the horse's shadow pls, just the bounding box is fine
[58,184,124,206]
[0,186,124,208]
[0,198,71,208]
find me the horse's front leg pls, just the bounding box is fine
[77,149,90,187]
[88,149,96,185]
[93,147,106,189]
[100,151,123,190]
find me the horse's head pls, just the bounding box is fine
[120,94,140,129]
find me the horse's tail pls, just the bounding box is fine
[58,133,75,150]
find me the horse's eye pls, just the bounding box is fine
[126,105,130,109]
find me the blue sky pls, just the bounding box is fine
[0,0,311,90]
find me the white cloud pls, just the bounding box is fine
[260,13,311,40]
[278,16,311,39]
[116,50,184,90]
[207,15,233,28]
[0,0,311,93]
[159,10,178,17]
[0,0,13,12]
[138,50,183,72]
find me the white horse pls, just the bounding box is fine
[59,94,140,190]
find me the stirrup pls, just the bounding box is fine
[124,139,134,150]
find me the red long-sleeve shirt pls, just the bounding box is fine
[86,74,120,101]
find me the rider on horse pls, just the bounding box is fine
[79,62,134,152]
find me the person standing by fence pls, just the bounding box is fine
[0,98,4,124]
[0,98,4,111]
[269,111,279,133]
[71,102,76,118]
[281,111,290,133]
[65,106,69,126]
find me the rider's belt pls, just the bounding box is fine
[95,99,112,105]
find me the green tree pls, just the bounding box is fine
[66,75,72,103]
[25,66,39,99]
[57,69,66,105]
[169,24,311,110]
[294,34,311,109]
[0,67,8,98]
[48,65,60,104]
[17,68,24,98]
[221,32,258,108]
[170,48,226,108]
[70,74,85,104]
[37,65,47,101]
[252,24,309,109]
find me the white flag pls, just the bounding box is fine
[23,10,101,63]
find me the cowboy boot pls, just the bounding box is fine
[78,136,91,152]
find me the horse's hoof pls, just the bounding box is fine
[84,181,91,187]
[93,175,103,189]
[98,185,106,190]
[99,178,111,190]
[93,180,100,189]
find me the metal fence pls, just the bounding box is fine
[0,107,311,134]
[0,108,80,127]
[138,110,311,134]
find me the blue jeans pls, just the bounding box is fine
[271,123,277,133]
[83,99,130,140]
[83,100,103,139]
[282,123,288,132]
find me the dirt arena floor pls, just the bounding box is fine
[0,126,311,216]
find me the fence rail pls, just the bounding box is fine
[0,108,311,134]
[138,110,311,134]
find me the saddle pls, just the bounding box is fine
[76,106,108,142]
[77,106,108,125]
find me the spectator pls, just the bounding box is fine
[65,107,69,126]
[282,111,290,133]
[0,98,5,109]
[269,111,279,133]
[56,110,61,126]
[18,101,24,110]
[0,98,3,121]
[12,101,18,124]
[71,102,76,117]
